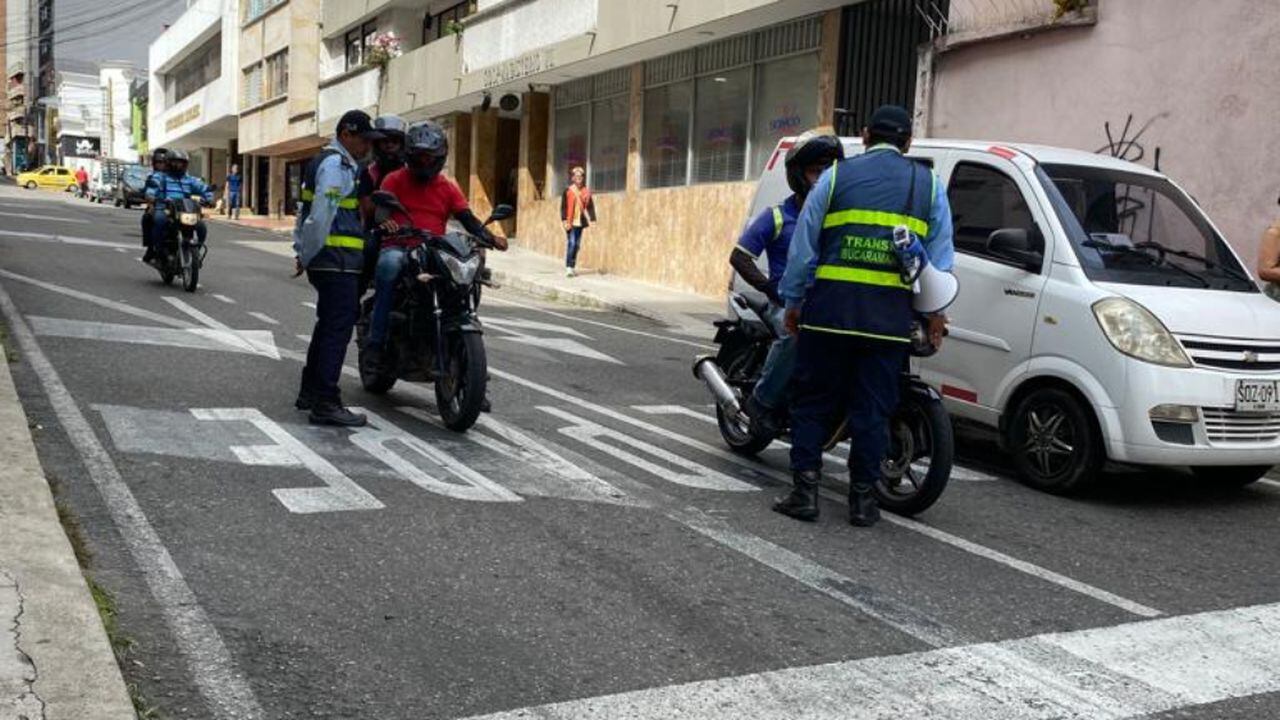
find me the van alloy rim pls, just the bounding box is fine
[1023,406,1075,477]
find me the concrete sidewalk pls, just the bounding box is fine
[0,332,135,717]
[486,244,722,334]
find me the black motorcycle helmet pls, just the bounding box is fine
[166,149,190,177]
[372,114,408,168]
[151,147,170,171]
[784,131,844,200]
[405,120,448,182]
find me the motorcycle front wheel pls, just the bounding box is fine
[436,331,486,432]
[876,392,953,516]
[180,242,199,292]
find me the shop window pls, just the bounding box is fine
[553,104,588,194]
[692,68,749,184]
[589,95,628,193]
[641,81,692,189]
[750,53,819,176]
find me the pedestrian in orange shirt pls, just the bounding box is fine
[560,166,596,277]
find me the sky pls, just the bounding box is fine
[53,0,187,70]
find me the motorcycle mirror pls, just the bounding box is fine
[485,204,515,224]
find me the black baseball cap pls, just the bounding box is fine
[868,104,913,138]
[336,109,383,138]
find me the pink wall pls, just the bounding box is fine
[928,0,1280,264]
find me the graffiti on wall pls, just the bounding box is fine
[1096,112,1170,170]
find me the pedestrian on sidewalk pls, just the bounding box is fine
[74,165,88,198]
[226,163,242,219]
[292,109,383,427]
[560,166,596,277]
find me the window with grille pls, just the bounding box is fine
[552,67,631,195]
[265,51,288,99]
[241,64,263,109]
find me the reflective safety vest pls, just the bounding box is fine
[299,148,365,273]
[800,149,934,343]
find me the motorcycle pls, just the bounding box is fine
[692,293,953,516]
[151,196,207,293]
[356,191,513,432]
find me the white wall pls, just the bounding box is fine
[463,0,598,71]
[148,0,240,150]
[57,72,103,139]
[99,67,138,162]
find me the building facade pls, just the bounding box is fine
[6,0,32,172]
[55,68,102,169]
[99,64,139,163]
[922,0,1280,264]
[149,0,242,189]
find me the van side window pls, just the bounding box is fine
[947,162,1034,260]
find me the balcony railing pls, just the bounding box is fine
[317,64,380,127]
[381,35,463,116]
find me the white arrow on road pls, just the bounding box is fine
[28,316,280,359]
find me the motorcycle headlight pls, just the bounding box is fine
[1091,296,1191,367]
[179,212,200,226]
[440,253,480,285]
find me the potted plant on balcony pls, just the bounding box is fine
[366,31,403,71]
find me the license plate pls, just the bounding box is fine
[1234,380,1280,413]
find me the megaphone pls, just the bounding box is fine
[892,225,959,313]
[913,262,959,313]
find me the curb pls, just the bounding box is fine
[487,268,679,327]
[0,329,136,718]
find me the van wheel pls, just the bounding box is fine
[1190,465,1271,488]
[1007,387,1103,494]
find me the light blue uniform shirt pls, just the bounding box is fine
[780,145,955,310]
[293,139,359,267]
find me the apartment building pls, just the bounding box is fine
[100,64,139,163]
[6,0,30,172]
[149,0,241,192]
[55,66,101,168]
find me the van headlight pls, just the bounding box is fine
[440,254,480,285]
[1091,297,1191,368]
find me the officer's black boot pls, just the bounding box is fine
[773,470,820,522]
[309,401,368,428]
[848,482,881,528]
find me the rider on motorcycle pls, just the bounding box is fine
[359,115,409,293]
[364,120,508,369]
[144,149,213,264]
[730,131,845,435]
[141,148,169,253]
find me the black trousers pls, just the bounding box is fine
[300,270,360,403]
[788,330,908,489]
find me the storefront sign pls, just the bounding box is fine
[60,135,100,159]
[482,49,554,90]
[165,104,202,133]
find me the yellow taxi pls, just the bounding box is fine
[16,165,79,192]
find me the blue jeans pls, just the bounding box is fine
[368,247,407,348]
[752,304,796,410]
[789,331,907,487]
[565,226,583,268]
[300,271,360,403]
[228,190,241,209]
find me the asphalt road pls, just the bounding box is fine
[1,184,1279,719]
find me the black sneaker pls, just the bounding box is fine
[848,486,881,528]
[309,403,367,427]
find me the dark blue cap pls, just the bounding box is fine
[869,104,913,137]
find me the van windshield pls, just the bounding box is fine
[1038,164,1255,292]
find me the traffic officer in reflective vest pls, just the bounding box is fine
[293,109,384,427]
[776,105,955,527]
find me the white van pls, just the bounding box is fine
[744,138,1280,492]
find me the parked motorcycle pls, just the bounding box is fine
[693,293,953,516]
[356,191,512,432]
[151,196,206,293]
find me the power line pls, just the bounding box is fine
[0,0,157,54]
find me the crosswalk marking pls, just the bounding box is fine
[462,600,1280,720]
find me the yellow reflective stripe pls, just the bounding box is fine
[823,209,928,236]
[814,264,910,290]
[300,189,358,209]
[799,324,910,343]
[771,206,783,240]
[325,235,365,249]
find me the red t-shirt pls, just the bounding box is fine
[379,169,469,247]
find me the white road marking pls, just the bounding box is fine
[495,368,1160,617]
[114,247,127,253]
[296,334,311,343]
[541,406,758,493]
[301,301,317,310]
[211,294,236,304]
[247,311,279,325]
[191,408,383,514]
[0,282,266,719]
[161,296,280,359]
[0,228,134,249]
[2,269,1157,620]
[486,295,715,350]
[484,316,591,338]
[1259,478,1280,490]
[348,409,520,503]
[28,316,278,358]
[0,210,91,223]
[491,335,624,364]
[462,601,1280,720]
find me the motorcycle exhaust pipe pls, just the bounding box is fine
[693,356,742,415]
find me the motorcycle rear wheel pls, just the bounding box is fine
[436,332,486,432]
[716,404,775,457]
[875,393,953,516]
